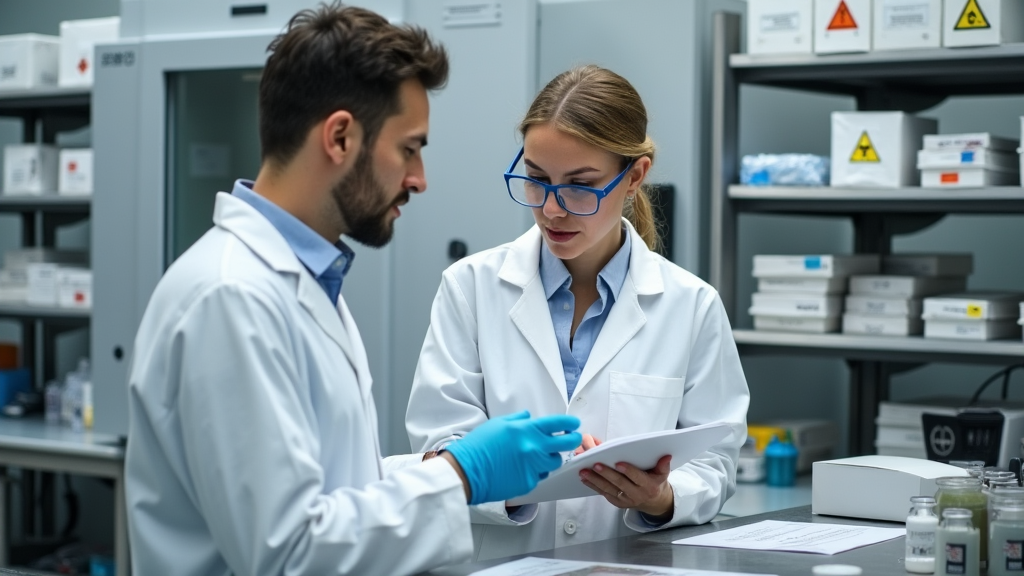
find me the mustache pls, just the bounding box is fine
[391,190,411,209]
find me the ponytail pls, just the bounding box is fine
[625,185,661,253]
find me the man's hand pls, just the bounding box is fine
[573,433,602,455]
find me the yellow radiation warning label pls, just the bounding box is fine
[955,0,990,30]
[967,304,983,318]
[850,131,880,162]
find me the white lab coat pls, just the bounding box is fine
[406,220,749,560]
[125,192,473,576]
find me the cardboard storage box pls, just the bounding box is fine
[750,293,844,317]
[58,148,92,195]
[942,0,1024,47]
[753,254,880,278]
[917,148,1019,171]
[812,456,968,522]
[923,318,1021,340]
[748,0,814,55]
[923,132,1017,152]
[842,313,923,336]
[3,145,58,195]
[872,0,941,50]
[849,275,967,297]
[815,0,872,53]
[56,269,91,309]
[0,34,59,91]
[58,17,119,88]
[922,292,1024,320]
[753,315,841,333]
[881,253,973,277]
[831,112,937,188]
[758,277,848,295]
[921,167,1018,187]
[25,263,59,307]
[845,295,922,317]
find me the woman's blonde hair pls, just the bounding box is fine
[519,65,661,253]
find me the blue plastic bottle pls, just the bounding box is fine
[765,432,798,487]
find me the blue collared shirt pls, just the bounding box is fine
[540,227,631,402]
[232,179,354,306]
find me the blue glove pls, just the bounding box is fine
[445,410,582,505]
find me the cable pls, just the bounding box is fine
[969,363,1024,405]
[1003,368,1012,400]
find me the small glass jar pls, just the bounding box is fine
[989,499,1024,576]
[936,477,988,568]
[935,508,981,576]
[985,471,1020,488]
[906,496,939,574]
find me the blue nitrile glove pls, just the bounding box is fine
[445,410,582,505]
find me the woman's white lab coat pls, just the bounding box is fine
[406,220,750,560]
[126,192,472,576]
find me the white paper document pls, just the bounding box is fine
[469,556,776,576]
[672,520,905,555]
[507,422,732,506]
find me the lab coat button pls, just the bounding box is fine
[563,520,577,535]
[563,303,570,311]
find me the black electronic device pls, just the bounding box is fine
[922,409,1005,466]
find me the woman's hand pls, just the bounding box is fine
[578,455,674,520]
[573,433,602,455]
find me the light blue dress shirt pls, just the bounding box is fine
[232,179,354,305]
[540,227,631,402]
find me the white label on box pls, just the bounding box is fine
[883,1,930,28]
[761,12,802,32]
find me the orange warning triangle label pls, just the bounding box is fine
[827,0,858,31]
[955,0,991,30]
[850,131,880,162]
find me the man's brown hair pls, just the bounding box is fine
[259,2,448,167]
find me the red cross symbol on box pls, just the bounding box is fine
[78,58,88,74]
[68,161,78,173]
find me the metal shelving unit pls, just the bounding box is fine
[0,303,90,324]
[709,13,1024,455]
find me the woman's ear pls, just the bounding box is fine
[321,110,363,167]
[626,156,653,196]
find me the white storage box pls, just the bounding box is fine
[753,254,880,278]
[923,132,1018,152]
[25,263,59,307]
[815,0,872,53]
[921,166,1018,187]
[748,0,814,55]
[812,456,968,522]
[750,293,844,317]
[0,269,28,303]
[848,275,967,298]
[845,295,922,316]
[843,313,923,336]
[872,0,941,50]
[56,269,91,309]
[942,0,1024,47]
[757,277,848,294]
[917,148,1019,171]
[881,253,973,277]
[0,34,59,91]
[924,318,1021,340]
[753,315,841,333]
[831,112,937,188]
[58,148,92,195]
[922,292,1024,320]
[3,248,88,270]
[3,145,59,195]
[58,17,119,88]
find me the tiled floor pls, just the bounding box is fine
[717,475,813,519]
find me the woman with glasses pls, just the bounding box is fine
[406,65,749,560]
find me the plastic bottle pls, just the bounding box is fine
[44,380,61,425]
[764,432,798,487]
[935,508,981,576]
[906,496,939,574]
[76,358,93,430]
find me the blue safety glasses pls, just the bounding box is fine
[503,147,635,216]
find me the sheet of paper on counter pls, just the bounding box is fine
[672,520,905,555]
[468,557,779,576]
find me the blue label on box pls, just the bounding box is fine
[804,256,822,270]
[961,151,975,163]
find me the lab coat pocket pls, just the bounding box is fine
[606,372,684,440]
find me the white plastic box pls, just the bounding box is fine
[815,0,872,53]
[748,0,814,55]
[0,34,60,91]
[843,313,923,335]
[25,263,59,307]
[831,112,937,188]
[753,315,841,333]
[917,148,1019,171]
[923,132,1017,151]
[59,17,119,88]
[56,269,91,309]
[3,145,59,195]
[58,149,92,195]
[921,167,1018,187]
[942,0,1024,47]
[757,277,848,294]
[923,318,1021,340]
[922,292,1024,320]
[881,253,973,276]
[845,295,922,316]
[753,254,880,278]
[848,275,967,297]
[750,293,844,317]
[872,0,941,50]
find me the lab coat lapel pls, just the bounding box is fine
[295,273,367,391]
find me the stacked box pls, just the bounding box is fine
[942,0,1024,48]
[922,292,1024,340]
[0,34,59,91]
[844,254,972,336]
[0,249,88,305]
[748,0,814,55]
[3,145,59,195]
[832,112,937,188]
[58,148,92,195]
[919,132,1020,188]
[872,0,941,51]
[58,17,119,88]
[751,254,880,333]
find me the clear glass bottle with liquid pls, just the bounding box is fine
[935,508,980,576]
[44,380,61,425]
[906,496,939,574]
[989,497,1024,576]
[936,476,988,569]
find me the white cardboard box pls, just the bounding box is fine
[0,269,27,303]
[815,0,872,53]
[924,318,1022,340]
[848,275,967,297]
[922,291,1024,320]
[881,253,973,277]
[0,34,59,91]
[3,248,88,270]
[917,148,1019,171]
[750,293,844,317]
[831,112,937,188]
[842,312,923,335]
[748,0,815,55]
[753,315,841,333]
[753,254,880,278]
[921,166,1018,187]
[758,277,849,294]
[58,148,92,195]
[942,0,1024,47]
[25,263,59,307]
[813,456,968,522]
[872,0,941,50]
[56,268,91,309]
[923,132,1018,152]
[58,17,119,88]
[845,295,923,316]
[3,144,58,195]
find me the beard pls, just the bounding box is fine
[330,148,409,248]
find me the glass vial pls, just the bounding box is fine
[935,508,980,576]
[989,498,1024,576]
[906,496,939,574]
[936,477,988,569]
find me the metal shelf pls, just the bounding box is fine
[0,87,90,115]
[734,329,1024,365]
[729,185,1024,214]
[0,303,90,324]
[730,43,1024,98]
[0,195,91,214]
